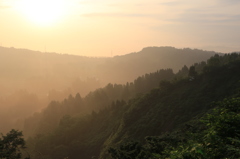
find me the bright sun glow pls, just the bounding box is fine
[16,0,68,26]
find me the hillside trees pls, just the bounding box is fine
[24,52,240,159]
[108,97,240,159]
[188,66,197,79]
[23,68,175,136]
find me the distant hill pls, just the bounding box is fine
[95,47,219,84]
[0,47,104,97]
[0,46,219,97]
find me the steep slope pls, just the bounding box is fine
[26,53,240,159]
[108,97,240,159]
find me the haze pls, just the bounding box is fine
[1,0,240,56]
[0,46,217,134]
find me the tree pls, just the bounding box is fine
[159,80,172,92]
[188,66,197,79]
[108,98,240,159]
[108,141,148,159]
[176,65,189,78]
[0,129,29,159]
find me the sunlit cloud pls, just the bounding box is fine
[217,0,240,5]
[167,12,240,25]
[82,12,154,18]
[158,1,184,6]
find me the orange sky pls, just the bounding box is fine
[1,0,240,56]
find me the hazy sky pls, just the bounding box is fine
[1,0,240,56]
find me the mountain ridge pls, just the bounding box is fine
[0,46,221,135]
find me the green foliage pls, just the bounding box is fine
[0,129,29,159]
[109,98,240,159]
[108,141,149,159]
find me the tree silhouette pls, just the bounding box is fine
[0,129,29,159]
[188,66,197,79]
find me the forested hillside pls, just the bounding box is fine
[25,53,240,159]
[0,46,217,134]
[23,68,175,137]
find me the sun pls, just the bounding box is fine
[15,0,68,26]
